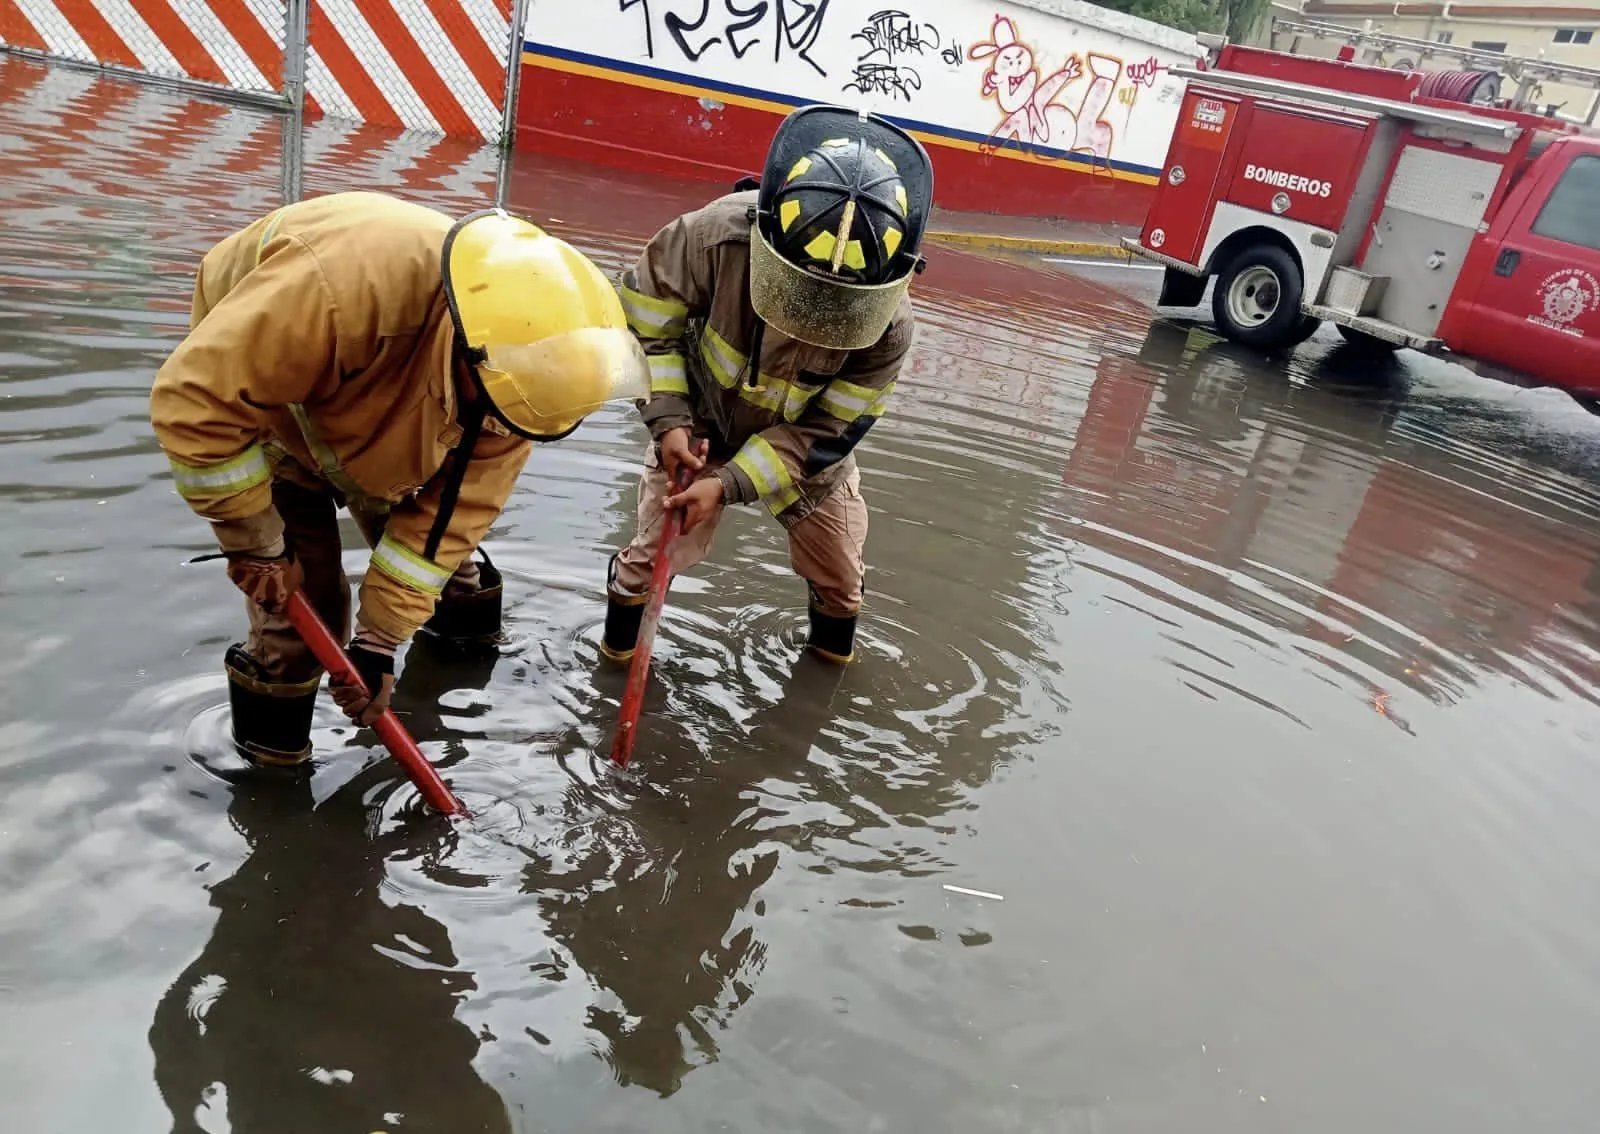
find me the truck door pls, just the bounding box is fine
[1451,147,1600,396]
[1139,90,1240,265]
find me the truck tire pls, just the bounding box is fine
[1336,324,1403,353]
[1212,244,1306,351]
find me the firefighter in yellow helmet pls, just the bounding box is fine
[150,191,647,769]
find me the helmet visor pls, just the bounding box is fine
[748,224,910,351]
[477,327,650,440]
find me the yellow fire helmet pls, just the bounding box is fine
[442,208,649,441]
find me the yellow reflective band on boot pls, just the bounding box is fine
[818,377,894,423]
[371,533,451,595]
[169,444,271,499]
[731,436,802,516]
[649,352,690,396]
[620,286,689,340]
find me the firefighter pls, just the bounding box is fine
[150,190,648,769]
[601,105,934,665]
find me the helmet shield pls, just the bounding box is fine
[478,327,650,440]
[751,104,933,348]
[443,209,640,441]
[748,223,910,350]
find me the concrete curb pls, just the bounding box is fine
[925,229,1137,260]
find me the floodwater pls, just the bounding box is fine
[3,55,1600,1134]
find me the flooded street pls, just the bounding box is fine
[4,55,1600,1133]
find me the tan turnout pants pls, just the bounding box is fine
[614,446,868,617]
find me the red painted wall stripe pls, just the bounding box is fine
[209,0,283,88]
[356,0,476,136]
[53,0,140,67]
[308,0,399,128]
[126,0,229,85]
[421,0,503,106]
[0,0,48,50]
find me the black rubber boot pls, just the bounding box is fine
[600,554,647,663]
[806,601,859,665]
[224,644,320,769]
[418,551,505,651]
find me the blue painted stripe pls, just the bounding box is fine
[524,41,1164,179]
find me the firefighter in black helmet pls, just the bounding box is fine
[602,105,934,665]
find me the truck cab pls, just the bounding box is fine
[1125,46,1600,409]
[1443,135,1600,398]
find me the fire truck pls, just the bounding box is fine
[1124,38,1600,412]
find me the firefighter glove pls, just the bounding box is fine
[225,549,304,613]
[329,635,396,727]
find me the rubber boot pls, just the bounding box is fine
[224,644,320,769]
[806,600,859,665]
[418,552,505,651]
[600,553,647,663]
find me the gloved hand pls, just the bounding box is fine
[225,550,304,613]
[328,635,397,726]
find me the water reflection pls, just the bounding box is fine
[1065,319,1600,713]
[4,50,1600,1134]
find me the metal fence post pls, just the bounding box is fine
[280,0,309,203]
[496,0,532,208]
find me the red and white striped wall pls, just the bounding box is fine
[0,0,514,141]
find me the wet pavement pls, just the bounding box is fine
[2,54,1599,1134]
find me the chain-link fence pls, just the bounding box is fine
[0,0,526,143]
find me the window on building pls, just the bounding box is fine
[1555,29,1594,45]
[1530,155,1600,252]
[1436,31,1454,44]
[1578,30,1594,45]
[1471,40,1508,52]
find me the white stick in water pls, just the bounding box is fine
[943,884,1004,901]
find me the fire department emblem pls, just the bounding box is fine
[1537,269,1599,326]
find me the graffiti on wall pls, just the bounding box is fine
[548,0,1199,174]
[842,8,945,101]
[618,0,835,77]
[970,16,1120,159]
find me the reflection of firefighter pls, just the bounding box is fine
[151,633,509,1131]
[149,191,648,770]
[600,106,935,668]
[539,658,848,1096]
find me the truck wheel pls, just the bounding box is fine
[1336,324,1402,353]
[1212,244,1306,351]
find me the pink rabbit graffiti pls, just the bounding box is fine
[970,16,1122,158]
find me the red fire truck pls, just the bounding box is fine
[1125,43,1600,412]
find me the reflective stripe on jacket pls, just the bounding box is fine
[618,192,914,524]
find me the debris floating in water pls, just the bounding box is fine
[943,884,1004,901]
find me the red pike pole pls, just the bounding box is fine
[285,591,466,816]
[610,446,704,768]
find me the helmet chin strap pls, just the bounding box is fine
[745,317,766,390]
[425,354,490,562]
